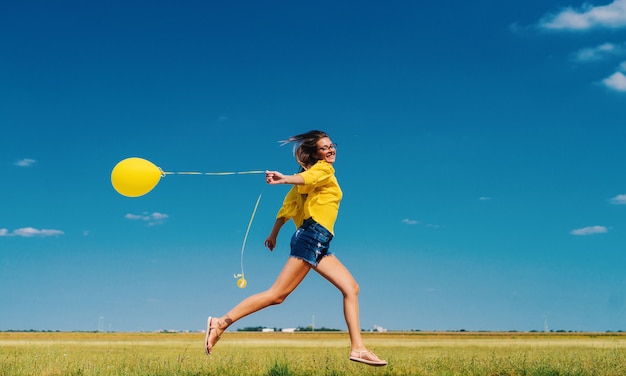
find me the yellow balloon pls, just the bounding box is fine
[237,277,247,289]
[111,157,162,197]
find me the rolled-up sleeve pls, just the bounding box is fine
[297,162,333,195]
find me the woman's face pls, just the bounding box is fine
[315,137,336,164]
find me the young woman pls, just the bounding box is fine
[205,130,386,367]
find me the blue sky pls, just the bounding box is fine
[2,0,626,333]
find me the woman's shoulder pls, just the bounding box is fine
[310,160,335,173]
[298,160,335,187]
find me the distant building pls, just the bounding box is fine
[281,328,296,333]
[262,328,275,332]
[372,325,387,332]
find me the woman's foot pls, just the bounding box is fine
[204,316,222,355]
[349,349,387,366]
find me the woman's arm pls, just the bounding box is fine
[264,217,287,251]
[264,170,306,251]
[265,171,305,185]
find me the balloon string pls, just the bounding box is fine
[237,194,262,282]
[161,170,264,176]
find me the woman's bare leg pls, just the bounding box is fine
[206,257,311,351]
[314,255,386,365]
[313,255,366,350]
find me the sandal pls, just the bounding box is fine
[204,316,221,355]
[349,350,387,366]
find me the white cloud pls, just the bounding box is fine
[401,218,441,228]
[539,0,626,30]
[126,212,168,225]
[602,71,626,91]
[570,225,608,235]
[0,227,64,237]
[620,61,626,71]
[610,194,626,204]
[150,212,168,220]
[14,158,36,167]
[479,196,492,201]
[572,42,625,62]
[402,218,420,225]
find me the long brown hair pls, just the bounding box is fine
[280,130,329,171]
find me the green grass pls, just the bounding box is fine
[1,331,625,375]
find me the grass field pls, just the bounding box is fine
[1,331,625,375]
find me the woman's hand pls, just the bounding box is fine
[264,217,287,252]
[265,170,305,185]
[264,236,277,251]
[265,170,286,184]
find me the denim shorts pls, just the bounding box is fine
[290,218,333,267]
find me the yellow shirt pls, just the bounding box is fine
[276,186,306,229]
[276,160,342,235]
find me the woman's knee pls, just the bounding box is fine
[266,289,290,305]
[343,280,360,298]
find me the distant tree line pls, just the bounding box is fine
[296,326,340,332]
[2,329,63,333]
[236,326,268,332]
[236,326,341,332]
